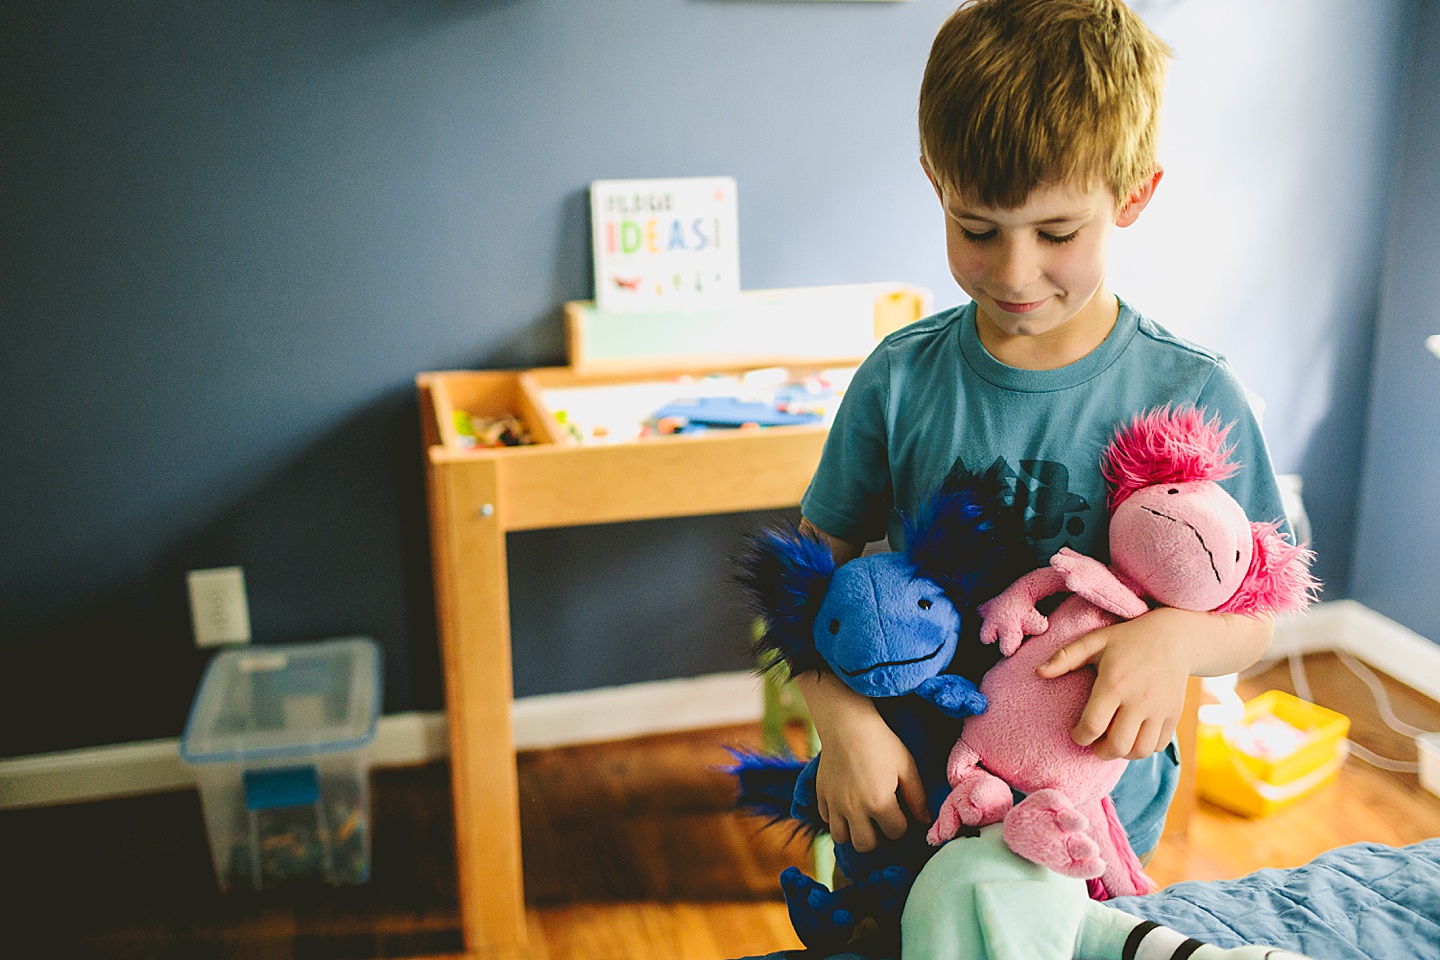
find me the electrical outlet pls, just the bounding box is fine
[1419,733,1440,799]
[187,566,252,647]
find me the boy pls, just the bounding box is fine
[797,0,1290,865]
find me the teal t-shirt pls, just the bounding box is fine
[802,298,1290,854]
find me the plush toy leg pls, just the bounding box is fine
[779,864,912,951]
[1076,903,1315,960]
[1002,788,1104,879]
[927,752,1013,845]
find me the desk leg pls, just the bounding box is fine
[1162,676,1203,845]
[431,458,528,956]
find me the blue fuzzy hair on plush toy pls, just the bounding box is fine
[731,463,1034,953]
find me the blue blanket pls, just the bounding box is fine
[739,838,1440,960]
[1110,839,1440,960]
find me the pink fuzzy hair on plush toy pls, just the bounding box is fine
[927,405,1318,900]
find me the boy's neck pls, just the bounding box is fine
[975,287,1121,371]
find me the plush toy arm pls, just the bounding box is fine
[978,567,1066,656]
[916,675,988,719]
[1048,548,1149,621]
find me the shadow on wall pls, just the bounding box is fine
[1295,288,1386,602]
[0,387,439,759]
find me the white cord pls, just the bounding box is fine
[1334,650,1434,739]
[1287,652,1314,702]
[1285,651,1435,773]
[1345,739,1421,773]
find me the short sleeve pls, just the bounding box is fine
[800,345,895,544]
[1195,361,1293,540]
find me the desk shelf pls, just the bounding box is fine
[420,366,839,530]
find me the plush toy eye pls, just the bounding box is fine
[1236,550,1242,562]
[1167,487,1180,494]
[918,598,933,610]
[828,618,841,635]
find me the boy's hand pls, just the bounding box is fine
[814,704,930,853]
[1036,606,1274,760]
[1035,607,1191,760]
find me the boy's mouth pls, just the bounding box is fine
[992,297,1048,314]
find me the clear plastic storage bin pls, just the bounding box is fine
[180,636,381,892]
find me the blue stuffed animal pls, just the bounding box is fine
[731,464,1033,953]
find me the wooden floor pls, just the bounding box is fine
[4,651,1439,959]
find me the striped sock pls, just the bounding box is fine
[1122,920,1207,960]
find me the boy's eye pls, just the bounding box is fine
[959,227,996,242]
[1040,230,1079,244]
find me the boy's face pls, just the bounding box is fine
[923,164,1159,364]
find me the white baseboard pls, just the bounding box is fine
[511,670,763,751]
[7,602,1438,813]
[0,671,763,811]
[1268,598,1440,704]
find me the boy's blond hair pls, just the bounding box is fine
[919,0,1171,207]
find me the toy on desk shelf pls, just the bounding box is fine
[927,406,1318,901]
[649,395,823,430]
[539,367,854,444]
[454,410,534,449]
[728,463,1034,952]
[901,823,1313,960]
[646,371,845,435]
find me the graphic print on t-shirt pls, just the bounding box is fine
[984,456,1092,551]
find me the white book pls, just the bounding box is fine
[590,176,741,312]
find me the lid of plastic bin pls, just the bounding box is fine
[180,636,382,764]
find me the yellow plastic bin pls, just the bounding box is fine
[1196,689,1350,818]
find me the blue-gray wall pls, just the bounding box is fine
[0,0,1417,758]
[1352,0,1440,644]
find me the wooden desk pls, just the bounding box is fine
[417,364,841,956]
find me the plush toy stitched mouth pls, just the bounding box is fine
[836,640,947,677]
[1138,505,1222,584]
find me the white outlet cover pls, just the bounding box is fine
[1420,733,1440,799]
[187,566,252,647]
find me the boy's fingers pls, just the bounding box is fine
[830,814,849,847]
[1127,716,1179,762]
[849,818,878,853]
[1098,709,1143,761]
[1159,716,1179,752]
[876,798,910,841]
[1072,689,1119,747]
[1038,631,1107,678]
[898,768,931,826]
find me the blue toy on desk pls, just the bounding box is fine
[730,464,1034,953]
[651,395,824,429]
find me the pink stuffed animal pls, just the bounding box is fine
[926,406,1317,900]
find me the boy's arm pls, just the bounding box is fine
[1036,606,1273,761]
[794,519,931,852]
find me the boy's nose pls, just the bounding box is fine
[990,241,1040,294]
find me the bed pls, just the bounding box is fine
[738,837,1440,960]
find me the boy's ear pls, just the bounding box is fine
[920,155,943,200]
[1116,167,1164,227]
